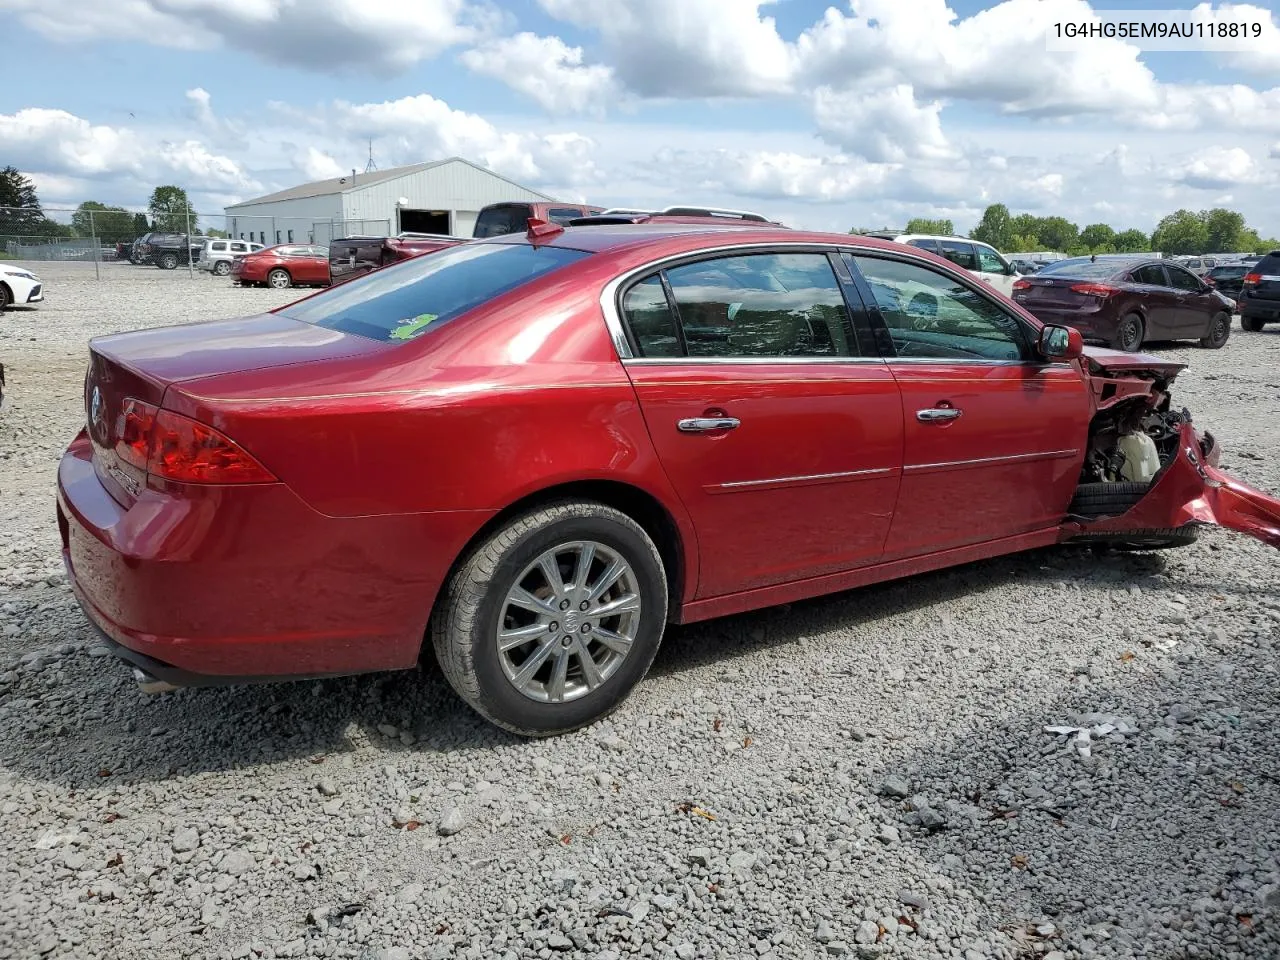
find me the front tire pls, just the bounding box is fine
[1068,481,1198,550]
[1241,314,1266,332]
[1199,311,1231,349]
[432,501,668,736]
[1111,313,1145,352]
[0,283,11,311]
[212,260,231,277]
[267,268,292,289]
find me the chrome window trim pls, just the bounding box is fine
[599,239,1075,369]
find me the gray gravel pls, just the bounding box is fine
[1,260,1278,959]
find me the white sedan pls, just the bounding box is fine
[0,263,44,310]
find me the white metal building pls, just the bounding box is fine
[223,157,555,245]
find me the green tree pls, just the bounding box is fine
[1006,233,1039,253]
[133,212,150,235]
[970,203,1014,250]
[148,185,195,232]
[71,201,137,244]
[1113,229,1149,252]
[1079,223,1116,251]
[1031,216,1079,252]
[1151,209,1209,255]
[905,217,954,235]
[1201,208,1246,253]
[0,166,51,236]
[1009,214,1038,241]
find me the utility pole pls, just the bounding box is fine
[89,208,100,281]
[185,200,194,278]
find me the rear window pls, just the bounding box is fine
[279,242,590,342]
[1209,265,1246,278]
[1037,258,1125,278]
[1253,253,1280,274]
[474,205,531,238]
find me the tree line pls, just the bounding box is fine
[861,204,1279,257]
[0,167,204,244]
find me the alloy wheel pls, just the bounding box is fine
[496,540,641,704]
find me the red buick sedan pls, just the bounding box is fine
[57,223,1280,735]
[230,243,330,289]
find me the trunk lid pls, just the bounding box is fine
[84,313,389,506]
[1082,345,1185,378]
[1012,275,1093,308]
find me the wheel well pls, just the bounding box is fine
[434,480,687,626]
[0,281,11,301]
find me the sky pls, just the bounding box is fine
[1,0,1279,236]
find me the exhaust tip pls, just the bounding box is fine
[131,667,179,695]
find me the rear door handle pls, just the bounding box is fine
[916,408,962,423]
[678,417,741,433]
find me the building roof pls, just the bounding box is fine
[225,156,554,209]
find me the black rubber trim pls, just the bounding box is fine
[86,622,382,689]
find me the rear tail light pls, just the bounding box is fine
[1012,278,1031,292]
[1243,272,1261,286]
[1204,277,1215,285]
[1069,282,1119,297]
[115,398,275,484]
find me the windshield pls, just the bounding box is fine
[1036,258,1128,278]
[279,242,591,343]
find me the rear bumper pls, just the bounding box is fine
[1016,302,1109,339]
[1241,298,1280,320]
[57,430,488,682]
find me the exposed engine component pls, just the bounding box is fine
[1116,431,1160,483]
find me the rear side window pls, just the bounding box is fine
[211,241,227,252]
[474,205,530,238]
[939,240,978,271]
[906,238,940,253]
[648,252,855,359]
[621,277,682,357]
[547,207,585,224]
[280,243,590,342]
[1131,265,1168,286]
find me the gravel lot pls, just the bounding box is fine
[1,261,1278,960]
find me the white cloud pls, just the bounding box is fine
[1168,146,1263,189]
[537,0,795,97]
[0,107,260,194]
[812,84,952,162]
[460,33,622,116]
[0,0,491,72]
[295,147,344,181]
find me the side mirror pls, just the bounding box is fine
[1038,324,1083,361]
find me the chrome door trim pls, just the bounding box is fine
[709,466,894,492]
[904,448,1080,472]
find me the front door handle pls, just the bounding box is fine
[916,407,962,423]
[678,416,741,433]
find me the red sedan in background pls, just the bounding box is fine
[231,243,330,289]
[57,223,1280,736]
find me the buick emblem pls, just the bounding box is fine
[89,386,105,436]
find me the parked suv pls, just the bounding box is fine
[1240,251,1280,331]
[136,233,208,270]
[472,202,602,238]
[863,232,1019,294]
[197,238,265,276]
[1204,263,1249,301]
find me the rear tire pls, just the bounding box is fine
[1111,313,1145,352]
[431,500,668,736]
[212,260,231,277]
[1068,481,1198,550]
[1241,314,1266,332]
[1199,311,1231,349]
[267,268,292,289]
[0,283,11,311]
[157,253,179,270]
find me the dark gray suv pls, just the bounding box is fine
[1240,251,1280,331]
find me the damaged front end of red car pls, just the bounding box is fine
[1061,348,1280,550]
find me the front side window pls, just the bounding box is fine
[279,242,590,343]
[657,252,855,359]
[975,244,1008,274]
[847,254,1029,362]
[1166,266,1202,291]
[939,240,978,271]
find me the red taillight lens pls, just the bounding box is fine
[114,398,275,484]
[1069,282,1119,297]
[1012,278,1031,291]
[1243,272,1261,286]
[115,399,157,470]
[149,410,276,484]
[1204,277,1216,285]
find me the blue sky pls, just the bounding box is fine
[2,0,1278,237]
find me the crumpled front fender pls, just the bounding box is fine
[1062,421,1280,549]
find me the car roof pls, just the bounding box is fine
[493,223,919,256]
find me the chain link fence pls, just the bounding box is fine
[1,204,393,278]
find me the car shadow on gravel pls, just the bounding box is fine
[3,543,1266,793]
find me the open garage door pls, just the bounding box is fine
[398,209,451,234]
